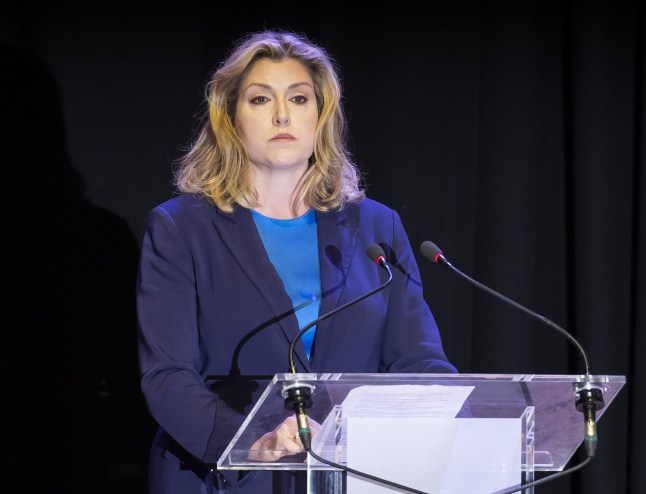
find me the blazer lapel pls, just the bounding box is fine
[211,205,310,371]
[316,205,360,337]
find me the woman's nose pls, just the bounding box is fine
[274,102,290,126]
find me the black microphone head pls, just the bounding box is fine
[420,241,447,264]
[366,243,386,264]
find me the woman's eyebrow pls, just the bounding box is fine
[242,81,314,92]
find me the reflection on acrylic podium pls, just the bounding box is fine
[217,373,625,494]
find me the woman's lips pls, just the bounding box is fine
[270,133,296,141]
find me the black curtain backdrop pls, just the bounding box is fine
[3,1,643,493]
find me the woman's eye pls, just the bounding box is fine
[291,95,308,104]
[250,96,268,104]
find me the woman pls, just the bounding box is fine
[137,30,457,493]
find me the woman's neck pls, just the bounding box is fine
[251,166,309,219]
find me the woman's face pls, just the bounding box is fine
[235,58,319,176]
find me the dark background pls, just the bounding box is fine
[3,1,643,493]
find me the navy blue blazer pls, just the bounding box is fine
[137,194,456,493]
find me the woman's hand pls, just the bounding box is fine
[248,415,321,462]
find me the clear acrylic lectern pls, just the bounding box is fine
[217,373,625,493]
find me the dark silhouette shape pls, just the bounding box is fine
[2,44,155,493]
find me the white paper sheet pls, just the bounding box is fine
[341,384,474,418]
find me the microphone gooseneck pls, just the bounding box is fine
[419,240,591,375]
[420,239,605,476]
[287,243,393,373]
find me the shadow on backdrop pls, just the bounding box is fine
[2,44,155,493]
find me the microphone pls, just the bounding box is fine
[367,243,389,269]
[419,240,604,459]
[283,243,393,449]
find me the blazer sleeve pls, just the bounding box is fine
[380,208,458,374]
[136,206,243,462]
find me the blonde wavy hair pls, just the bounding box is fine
[174,30,365,213]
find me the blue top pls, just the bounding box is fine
[251,209,321,359]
